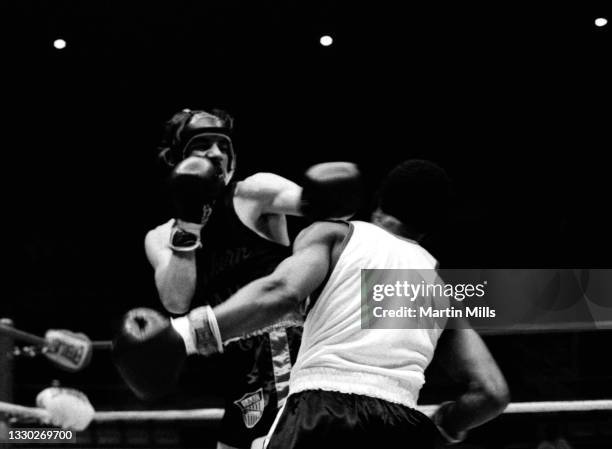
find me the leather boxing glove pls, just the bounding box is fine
[112,308,187,400]
[168,156,227,251]
[300,162,363,220]
[169,156,226,225]
[112,306,224,400]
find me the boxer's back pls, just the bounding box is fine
[290,221,442,408]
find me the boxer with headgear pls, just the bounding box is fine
[145,109,362,449]
[128,159,507,448]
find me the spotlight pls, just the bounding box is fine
[53,39,67,50]
[319,35,333,47]
[594,17,607,27]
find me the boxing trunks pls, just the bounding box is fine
[267,390,438,449]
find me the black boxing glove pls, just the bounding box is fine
[112,307,224,400]
[300,162,363,220]
[112,308,187,400]
[170,156,226,223]
[168,156,226,251]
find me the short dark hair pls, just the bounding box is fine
[377,159,452,234]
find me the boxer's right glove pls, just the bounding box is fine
[112,307,223,400]
[300,162,363,220]
[168,156,225,251]
[113,308,186,400]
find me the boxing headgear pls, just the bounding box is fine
[158,109,236,182]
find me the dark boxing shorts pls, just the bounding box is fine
[217,326,302,448]
[267,390,438,449]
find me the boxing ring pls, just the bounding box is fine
[2,319,611,448]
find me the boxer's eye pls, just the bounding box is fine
[218,141,230,153]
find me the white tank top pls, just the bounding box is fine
[289,221,443,408]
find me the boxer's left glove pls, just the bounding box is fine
[168,156,225,251]
[300,162,363,220]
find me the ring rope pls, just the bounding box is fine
[89,399,612,422]
[419,400,612,417]
[0,324,46,346]
[0,323,112,350]
[0,401,50,421]
[3,320,611,352]
[3,400,610,425]
[64,400,612,423]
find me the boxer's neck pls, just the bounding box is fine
[371,208,424,242]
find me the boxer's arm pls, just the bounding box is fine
[432,322,510,440]
[213,222,343,340]
[235,163,362,219]
[235,172,303,216]
[145,220,197,314]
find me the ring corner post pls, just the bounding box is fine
[0,318,15,441]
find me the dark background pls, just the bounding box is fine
[1,0,610,420]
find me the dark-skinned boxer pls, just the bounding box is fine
[144,109,362,449]
[123,160,508,448]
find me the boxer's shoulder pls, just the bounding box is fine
[234,172,297,201]
[146,219,174,237]
[294,221,349,250]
